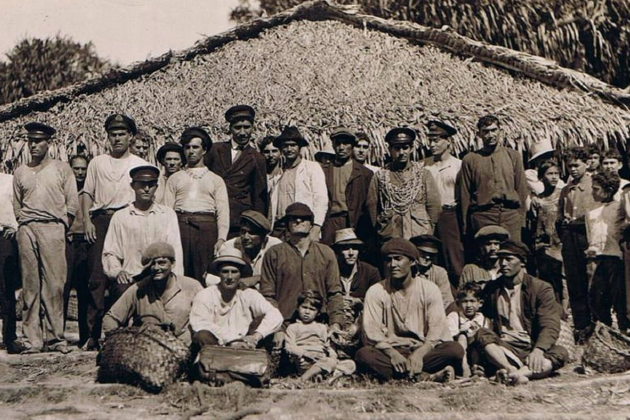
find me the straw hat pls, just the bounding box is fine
[528,137,554,162]
[333,228,363,247]
[212,248,247,270]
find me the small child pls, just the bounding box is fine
[447,283,492,377]
[284,290,355,383]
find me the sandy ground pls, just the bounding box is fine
[1,321,630,420]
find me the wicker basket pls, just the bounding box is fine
[97,324,191,393]
[556,319,579,362]
[582,322,630,374]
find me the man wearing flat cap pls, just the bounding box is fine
[260,202,344,349]
[457,115,528,243]
[217,210,282,288]
[474,239,568,385]
[410,235,455,311]
[164,127,229,283]
[80,113,148,350]
[367,127,441,247]
[422,119,464,286]
[271,126,328,241]
[154,142,185,204]
[206,105,267,239]
[320,127,374,246]
[13,122,79,353]
[103,242,203,345]
[356,238,463,382]
[102,165,183,304]
[459,225,510,289]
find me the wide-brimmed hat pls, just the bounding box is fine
[212,247,247,271]
[528,137,554,163]
[273,126,308,148]
[156,142,186,165]
[409,234,442,254]
[333,228,364,247]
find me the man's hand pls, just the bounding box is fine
[213,238,225,256]
[386,349,409,374]
[309,225,321,242]
[408,348,425,377]
[2,227,16,240]
[328,323,342,340]
[84,219,97,244]
[241,332,263,349]
[272,331,286,349]
[526,348,546,374]
[116,271,133,284]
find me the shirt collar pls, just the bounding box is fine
[129,203,164,216]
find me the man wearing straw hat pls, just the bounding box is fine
[102,242,202,345]
[321,127,374,246]
[366,127,441,245]
[458,114,528,243]
[81,113,148,351]
[422,118,464,285]
[206,105,267,239]
[13,122,79,354]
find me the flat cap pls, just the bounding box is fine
[141,242,176,266]
[333,228,363,247]
[474,225,510,242]
[381,238,419,261]
[426,119,457,137]
[385,127,416,145]
[284,202,314,220]
[156,142,186,165]
[25,122,56,140]
[273,126,308,148]
[105,114,137,135]
[496,239,529,262]
[330,127,357,145]
[225,105,255,123]
[409,234,442,254]
[241,210,271,234]
[129,164,160,182]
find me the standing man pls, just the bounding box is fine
[423,119,464,284]
[272,126,328,241]
[260,203,344,348]
[65,155,91,347]
[206,105,267,238]
[353,132,379,173]
[103,165,183,302]
[154,142,185,204]
[0,149,21,353]
[130,129,150,160]
[13,122,79,354]
[259,135,283,224]
[164,127,229,282]
[367,127,441,245]
[81,113,148,350]
[458,115,528,243]
[321,127,374,245]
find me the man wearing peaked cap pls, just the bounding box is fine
[474,238,568,385]
[101,161,184,310]
[356,236,463,382]
[321,126,374,247]
[422,118,464,288]
[367,126,441,246]
[460,225,510,290]
[13,121,79,354]
[166,126,229,283]
[207,105,267,239]
[79,113,148,350]
[154,142,185,205]
[271,126,328,241]
[409,234,454,311]
[102,242,203,346]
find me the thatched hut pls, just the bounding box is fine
[0,0,629,172]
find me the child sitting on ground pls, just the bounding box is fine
[284,290,355,384]
[446,283,492,377]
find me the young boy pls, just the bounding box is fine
[447,283,492,377]
[586,171,628,333]
[284,290,355,383]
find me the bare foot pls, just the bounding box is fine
[494,368,509,384]
[430,366,455,383]
[507,369,529,386]
[471,364,485,377]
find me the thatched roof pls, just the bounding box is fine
[0,0,629,171]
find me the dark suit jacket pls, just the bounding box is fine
[206,142,267,229]
[347,261,381,299]
[323,160,374,231]
[481,273,561,352]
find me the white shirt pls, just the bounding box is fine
[0,174,18,231]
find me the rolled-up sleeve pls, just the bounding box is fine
[103,285,138,333]
[246,290,283,338]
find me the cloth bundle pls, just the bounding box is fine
[197,346,271,388]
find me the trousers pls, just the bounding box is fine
[560,226,591,330]
[589,257,628,330]
[0,236,19,345]
[86,212,113,341]
[177,213,218,282]
[434,208,464,286]
[65,236,90,345]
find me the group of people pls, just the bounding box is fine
[0,104,627,387]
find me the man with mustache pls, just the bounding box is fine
[206,105,267,238]
[102,242,202,345]
[459,226,510,290]
[154,142,185,205]
[80,113,148,350]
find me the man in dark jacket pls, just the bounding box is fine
[321,128,374,245]
[206,105,267,238]
[475,240,568,385]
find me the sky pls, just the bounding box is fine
[0,0,241,66]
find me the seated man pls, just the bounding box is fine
[190,248,283,351]
[475,240,568,385]
[102,242,202,345]
[356,238,463,382]
[459,226,510,289]
[409,234,455,312]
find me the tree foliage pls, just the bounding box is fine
[230,0,630,88]
[0,35,114,105]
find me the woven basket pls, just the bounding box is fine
[97,324,191,393]
[556,319,579,362]
[582,322,630,374]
